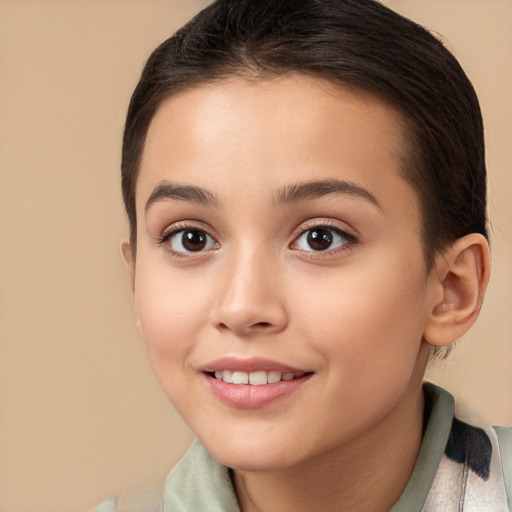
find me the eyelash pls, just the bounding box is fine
[290,220,358,257]
[157,222,218,258]
[157,220,358,258]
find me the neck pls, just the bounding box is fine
[234,363,427,512]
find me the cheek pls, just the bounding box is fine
[294,265,427,427]
[293,257,428,370]
[133,263,212,367]
[132,266,213,414]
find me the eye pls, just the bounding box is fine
[165,228,218,254]
[292,226,352,252]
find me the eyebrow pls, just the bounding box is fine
[145,181,219,211]
[274,179,380,208]
[145,178,380,212]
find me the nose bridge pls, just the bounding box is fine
[211,241,287,335]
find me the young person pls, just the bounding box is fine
[93,0,511,510]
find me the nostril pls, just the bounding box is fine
[254,322,271,328]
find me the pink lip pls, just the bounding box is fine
[200,356,307,374]
[200,357,313,409]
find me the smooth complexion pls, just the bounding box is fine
[123,75,489,511]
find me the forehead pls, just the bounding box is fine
[137,74,418,221]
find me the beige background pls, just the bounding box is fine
[0,1,510,511]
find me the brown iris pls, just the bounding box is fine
[307,228,334,251]
[181,230,208,251]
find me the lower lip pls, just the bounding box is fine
[203,373,312,409]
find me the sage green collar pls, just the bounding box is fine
[390,383,454,511]
[162,437,240,511]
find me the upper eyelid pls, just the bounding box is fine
[292,219,358,239]
[291,226,355,246]
[160,220,215,237]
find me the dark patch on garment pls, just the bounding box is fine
[445,417,492,480]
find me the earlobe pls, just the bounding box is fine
[424,234,490,348]
[120,240,136,296]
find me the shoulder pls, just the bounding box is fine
[161,438,240,512]
[493,425,512,510]
[89,439,239,512]
[422,384,511,511]
[88,496,118,512]
[394,383,511,512]
[424,420,511,511]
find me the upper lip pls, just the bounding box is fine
[200,356,309,374]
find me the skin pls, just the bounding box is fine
[123,74,490,511]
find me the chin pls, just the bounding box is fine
[202,435,303,472]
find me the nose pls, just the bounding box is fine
[209,248,288,337]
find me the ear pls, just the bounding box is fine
[120,240,136,297]
[423,234,490,347]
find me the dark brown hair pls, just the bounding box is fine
[122,0,487,270]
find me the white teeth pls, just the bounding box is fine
[267,371,282,384]
[249,371,268,385]
[213,370,301,385]
[232,371,249,384]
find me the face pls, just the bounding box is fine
[129,75,437,471]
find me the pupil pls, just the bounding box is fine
[307,228,333,251]
[182,230,207,251]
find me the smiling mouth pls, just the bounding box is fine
[203,367,314,408]
[208,370,309,385]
